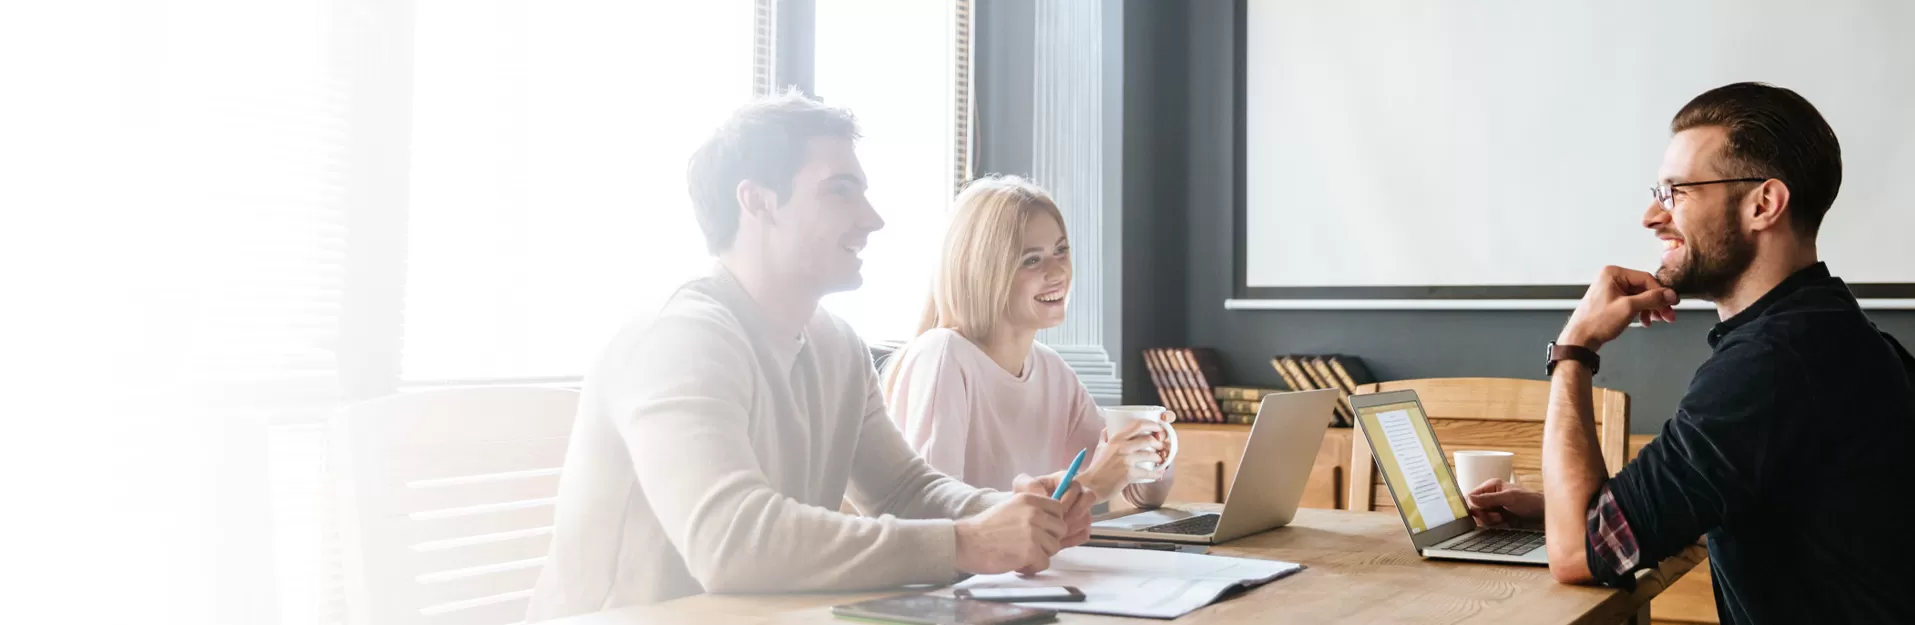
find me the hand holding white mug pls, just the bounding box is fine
[1452,450,1515,494]
[1097,405,1179,482]
[1083,420,1159,499]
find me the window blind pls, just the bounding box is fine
[954,0,976,190]
[98,1,359,624]
[4,1,353,621]
[755,0,778,97]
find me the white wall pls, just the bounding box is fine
[1245,0,1915,290]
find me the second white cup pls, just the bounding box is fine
[1452,450,1515,492]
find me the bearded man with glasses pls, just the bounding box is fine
[1461,82,1915,624]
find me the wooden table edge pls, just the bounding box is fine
[543,508,1707,625]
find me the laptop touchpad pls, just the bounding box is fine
[1093,508,1200,530]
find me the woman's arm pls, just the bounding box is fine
[1061,371,1172,504]
[879,334,973,482]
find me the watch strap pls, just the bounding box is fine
[1547,342,1600,376]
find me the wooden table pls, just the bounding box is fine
[539,508,1706,625]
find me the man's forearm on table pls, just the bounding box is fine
[1542,359,1606,582]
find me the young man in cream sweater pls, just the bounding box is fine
[525,92,1094,620]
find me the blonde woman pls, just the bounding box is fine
[883,175,1173,508]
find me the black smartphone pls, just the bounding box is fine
[830,594,1057,625]
[953,587,1086,603]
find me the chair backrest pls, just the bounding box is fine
[331,387,579,625]
[1346,377,1628,513]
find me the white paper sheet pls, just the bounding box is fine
[1376,408,1456,530]
[946,547,1303,619]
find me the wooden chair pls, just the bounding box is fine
[1346,377,1629,513]
[331,387,579,625]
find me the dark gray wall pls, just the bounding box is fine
[1118,0,1192,404]
[1116,0,1915,432]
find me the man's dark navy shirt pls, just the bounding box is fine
[1585,263,1915,624]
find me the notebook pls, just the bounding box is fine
[944,547,1303,619]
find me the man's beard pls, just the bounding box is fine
[1656,203,1756,301]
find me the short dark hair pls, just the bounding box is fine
[686,89,860,253]
[1670,82,1842,238]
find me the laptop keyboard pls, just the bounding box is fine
[1140,514,1221,536]
[1446,528,1546,555]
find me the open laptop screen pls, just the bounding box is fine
[1353,400,1471,534]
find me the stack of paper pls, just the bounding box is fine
[946,547,1303,619]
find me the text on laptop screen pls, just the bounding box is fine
[1355,401,1470,533]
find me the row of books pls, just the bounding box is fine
[1139,347,1233,423]
[1271,354,1375,427]
[1138,347,1377,427]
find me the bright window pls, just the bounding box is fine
[401,0,755,381]
[815,0,963,342]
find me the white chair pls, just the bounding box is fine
[331,387,579,625]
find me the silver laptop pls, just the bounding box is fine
[1348,390,1547,565]
[1089,389,1338,544]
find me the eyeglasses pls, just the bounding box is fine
[1649,178,1769,210]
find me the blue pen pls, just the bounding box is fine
[1052,448,1089,499]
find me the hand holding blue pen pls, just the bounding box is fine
[1052,448,1088,499]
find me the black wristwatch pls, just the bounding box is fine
[1545,341,1600,376]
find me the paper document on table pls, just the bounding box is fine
[946,547,1303,619]
[1376,408,1456,529]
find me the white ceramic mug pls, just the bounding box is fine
[1452,450,1516,492]
[1098,405,1180,483]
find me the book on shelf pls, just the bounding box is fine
[1214,385,1282,401]
[1328,355,1376,390]
[1141,348,1189,420]
[1269,353,1378,428]
[1177,348,1226,423]
[1304,356,1354,427]
[1272,356,1315,392]
[1218,399,1263,414]
[1296,356,1335,391]
[1150,348,1192,421]
[1140,347,1234,423]
[1268,358,1302,391]
[1165,349,1211,423]
[1148,348,1209,422]
[1140,348,1183,418]
[1317,354,1377,399]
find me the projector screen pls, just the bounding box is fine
[1241,0,1915,304]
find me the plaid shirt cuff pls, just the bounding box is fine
[1584,485,1642,588]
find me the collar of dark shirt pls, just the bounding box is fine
[1706,262,1837,348]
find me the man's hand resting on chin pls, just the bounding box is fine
[1559,266,1679,349]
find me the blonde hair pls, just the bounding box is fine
[916,175,1069,342]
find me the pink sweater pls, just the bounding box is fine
[882,329,1171,507]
